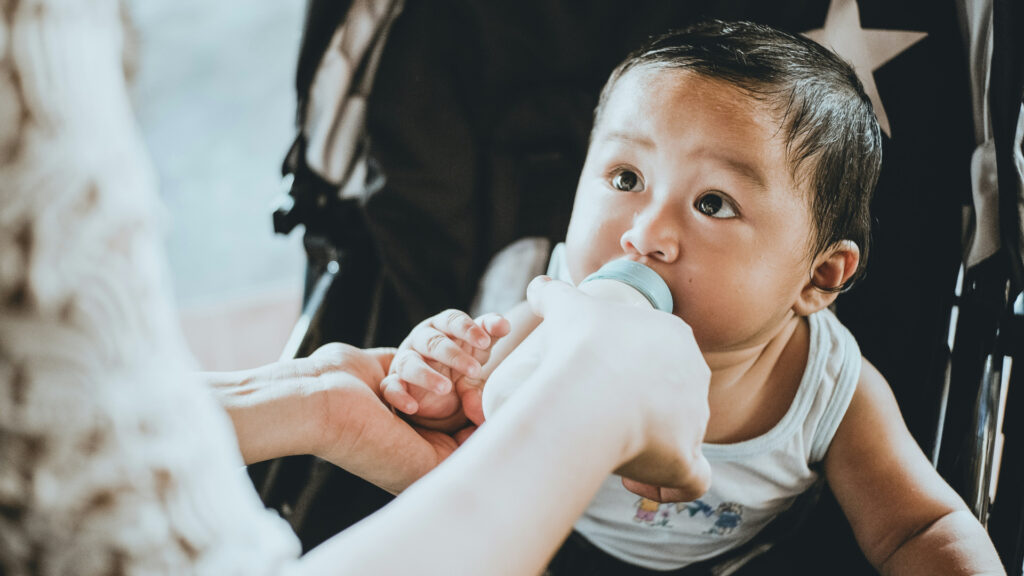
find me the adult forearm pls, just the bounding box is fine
[205,345,459,495]
[298,364,631,576]
[203,368,321,465]
[880,510,1005,576]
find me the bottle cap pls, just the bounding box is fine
[581,259,674,313]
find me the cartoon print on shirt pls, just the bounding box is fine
[683,500,714,518]
[681,499,745,535]
[705,502,744,535]
[633,498,673,527]
[657,508,672,527]
[633,497,744,532]
[634,497,659,524]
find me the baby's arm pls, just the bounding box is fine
[824,358,1004,575]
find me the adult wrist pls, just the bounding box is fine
[205,361,325,464]
[523,356,645,470]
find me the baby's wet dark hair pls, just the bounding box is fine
[594,20,883,290]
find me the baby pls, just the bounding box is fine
[380,20,1002,575]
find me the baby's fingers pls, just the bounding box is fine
[432,309,491,350]
[412,325,482,379]
[380,374,418,415]
[390,349,454,395]
[462,313,511,367]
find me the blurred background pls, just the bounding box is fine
[127,1,307,370]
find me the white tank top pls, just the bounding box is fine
[548,243,862,571]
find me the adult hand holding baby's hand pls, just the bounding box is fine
[382,309,510,431]
[210,343,461,494]
[524,276,712,502]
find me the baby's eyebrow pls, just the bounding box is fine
[603,131,655,148]
[599,132,768,190]
[696,148,768,191]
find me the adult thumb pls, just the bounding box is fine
[525,275,577,319]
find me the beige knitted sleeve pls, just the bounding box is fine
[0,1,300,574]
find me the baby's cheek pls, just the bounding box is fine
[563,240,611,285]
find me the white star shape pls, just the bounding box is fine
[804,0,927,137]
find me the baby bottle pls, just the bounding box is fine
[481,258,674,418]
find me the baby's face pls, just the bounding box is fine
[565,68,817,352]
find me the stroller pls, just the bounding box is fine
[252,1,1024,573]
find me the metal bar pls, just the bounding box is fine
[969,354,1003,523]
[279,259,340,362]
[933,263,966,467]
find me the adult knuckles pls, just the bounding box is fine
[313,342,352,365]
[310,342,372,377]
[686,458,712,497]
[664,451,711,498]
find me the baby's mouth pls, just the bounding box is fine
[623,253,653,267]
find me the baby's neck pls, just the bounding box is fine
[700,315,809,444]
[703,315,803,391]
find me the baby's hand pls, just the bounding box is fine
[382,309,510,430]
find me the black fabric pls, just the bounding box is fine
[266,0,989,571]
[545,531,715,576]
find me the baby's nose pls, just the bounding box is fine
[619,210,680,263]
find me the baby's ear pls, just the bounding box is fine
[793,240,860,316]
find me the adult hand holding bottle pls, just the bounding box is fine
[510,275,713,500]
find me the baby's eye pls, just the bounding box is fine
[695,192,738,219]
[611,170,644,192]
